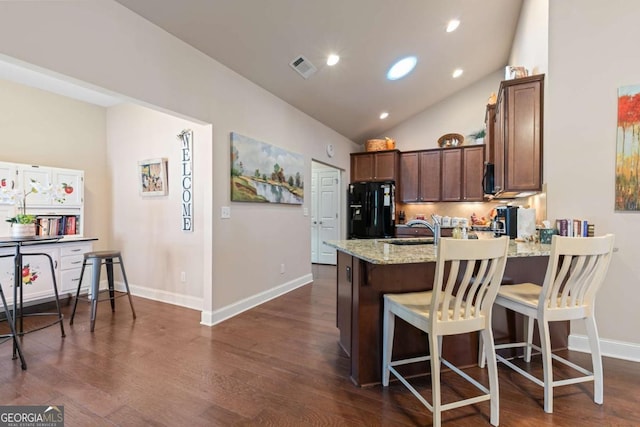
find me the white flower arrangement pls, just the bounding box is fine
[0,179,67,225]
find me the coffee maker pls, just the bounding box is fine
[494,206,518,239]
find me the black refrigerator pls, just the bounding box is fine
[348,181,395,239]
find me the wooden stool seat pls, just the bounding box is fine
[70,250,136,331]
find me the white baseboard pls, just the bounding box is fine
[568,333,640,362]
[111,281,203,311]
[199,273,313,326]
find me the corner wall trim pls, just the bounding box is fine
[568,334,640,362]
[199,273,313,326]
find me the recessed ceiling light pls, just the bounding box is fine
[452,68,464,78]
[446,19,460,33]
[387,56,417,81]
[327,54,340,66]
[379,112,389,120]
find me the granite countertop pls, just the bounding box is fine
[325,238,551,265]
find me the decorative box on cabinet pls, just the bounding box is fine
[350,150,399,182]
[489,74,544,196]
[399,150,441,202]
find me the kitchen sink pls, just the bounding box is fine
[386,238,434,245]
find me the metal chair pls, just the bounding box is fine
[69,250,136,331]
[482,234,615,413]
[382,237,509,427]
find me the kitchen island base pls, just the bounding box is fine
[337,251,568,387]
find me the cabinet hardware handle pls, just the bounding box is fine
[346,266,351,283]
[54,260,58,269]
[72,261,82,265]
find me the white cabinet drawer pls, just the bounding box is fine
[60,244,90,257]
[60,254,84,270]
[60,266,91,294]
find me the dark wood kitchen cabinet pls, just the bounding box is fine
[350,150,399,182]
[462,145,485,201]
[489,74,544,196]
[441,148,462,201]
[399,150,441,202]
[441,145,485,202]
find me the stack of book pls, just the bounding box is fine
[36,215,80,236]
[555,219,594,237]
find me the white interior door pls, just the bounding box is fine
[311,162,340,265]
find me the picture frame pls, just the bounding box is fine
[230,132,304,204]
[138,158,168,197]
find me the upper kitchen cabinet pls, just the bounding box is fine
[20,165,84,207]
[399,150,441,202]
[441,145,485,202]
[350,150,399,182]
[489,74,544,196]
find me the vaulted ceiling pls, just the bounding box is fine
[113,0,523,143]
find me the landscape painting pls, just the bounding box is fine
[616,84,640,211]
[230,132,304,204]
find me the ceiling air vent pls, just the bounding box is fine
[289,55,317,79]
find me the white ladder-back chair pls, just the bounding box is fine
[382,236,509,427]
[482,234,615,413]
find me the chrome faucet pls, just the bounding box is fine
[405,215,441,245]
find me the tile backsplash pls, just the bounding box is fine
[397,192,547,226]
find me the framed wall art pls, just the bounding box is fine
[230,132,304,204]
[616,85,640,211]
[138,158,168,197]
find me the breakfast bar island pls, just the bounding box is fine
[326,238,568,387]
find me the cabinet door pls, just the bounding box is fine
[351,153,374,182]
[0,247,15,305]
[373,151,397,181]
[462,145,485,201]
[16,246,59,303]
[20,166,52,207]
[494,95,506,193]
[399,153,419,202]
[53,169,83,206]
[337,251,352,357]
[419,150,441,202]
[441,148,462,201]
[485,104,496,164]
[504,78,543,191]
[0,162,18,193]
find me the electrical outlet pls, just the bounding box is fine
[303,207,309,216]
[221,206,231,219]
[280,263,285,274]
[180,272,186,282]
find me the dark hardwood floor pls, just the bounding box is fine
[1,264,639,426]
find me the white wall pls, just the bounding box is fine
[548,0,640,358]
[509,0,549,76]
[107,104,211,309]
[383,70,504,151]
[0,79,110,248]
[0,1,358,325]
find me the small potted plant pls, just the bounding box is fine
[468,129,486,144]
